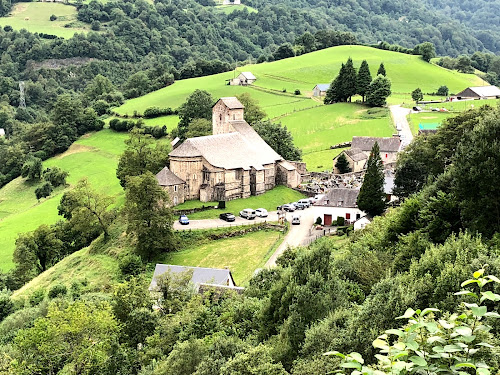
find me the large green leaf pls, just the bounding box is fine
[480,291,500,302]
[397,308,415,319]
[471,306,487,317]
[409,356,427,367]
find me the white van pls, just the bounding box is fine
[292,214,301,225]
[298,199,311,208]
[239,208,256,220]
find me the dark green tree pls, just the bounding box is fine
[415,42,436,62]
[42,167,68,187]
[184,118,212,139]
[123,71,150,99]
[455,55,474,73]
[177,90,214,140]
[356,60,372,103]
[324,64,346,103]
[335,153,351,174]
[116,129,170,187]
[411,88,423,103]
[35,182,53,201]
[21,157,43,181]
[273,43,295,60]
[236,93,267,125]
[357,142,386,216]
[343,57,357,102]
[365,75,392,107]
[124,172,176,260]
[254,120,302,161]
[84,74,115,102]
[437,85,449,96]
[295,32,316,53]
[377,62,386,76]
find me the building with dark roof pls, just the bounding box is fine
[454,86,500,99]
[351,136,401,165]
[156,167,186,206]
[315,188,365,225]
[168,97,301,202]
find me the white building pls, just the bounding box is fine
[315,188,365,225]
[312,84,330,97]
[353,215,372,230]
[229,72,256,86]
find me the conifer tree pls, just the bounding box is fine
[366,75,392,107]
[343,57,357,102]
[335,153,351,174]
[324,63,345,104]
[377,62,386,76]
[357,142,386,216]
[356,60,372,103]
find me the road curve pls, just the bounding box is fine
[390,105,413,148]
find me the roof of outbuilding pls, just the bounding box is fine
[318,188,360,208]
[169,121,282,170]
[149,264,235,291]
[459,85,500,98]
[156,167,185,186]
[314,84,330,91]
[216,97,245,109]
[345,147,368,162]
[351,136,401,153]
[240,72,256,80]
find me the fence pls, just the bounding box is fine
[301,227,334,246]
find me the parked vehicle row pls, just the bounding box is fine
[239,208,268,220]
[277,197,317,212]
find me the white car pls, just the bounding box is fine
[255,208,268,217]
[239,208,256,219]
[292,214,301,225]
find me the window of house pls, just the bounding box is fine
[385,153,388,158]
[174,196,178,205]
[346,213,351,220]
[174,185,178,192]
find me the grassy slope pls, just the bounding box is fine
[175,185,305,219]
[163,230,281,285]
[0,2,89,38]
[214,4,257,14]
[0,130,127,271]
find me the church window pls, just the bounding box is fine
[193,174,197,180]
[233,114,235,120]
[219,114,222,121]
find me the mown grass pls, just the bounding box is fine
[0,130,127,271]
[214,4,257,14]
[0,2,89,38]
[175,185,305,219]
[163,230,281,285]
[407,112,455,135]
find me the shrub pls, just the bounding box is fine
[49,14,57,21]
[35,182,53,201]
[0,290,14,322]
[48,284,67,299]
[294,89,301,95]
[29,289,46,306]
[119,254,144,277]
[336,216,345,226]
[43,167,68,187]
[315,217,322,225]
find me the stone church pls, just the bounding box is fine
[161,97,301,204]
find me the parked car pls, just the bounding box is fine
[255,208,268,217]
[298,199,311,208]
[178,215,189,225]
[413,106,422,112]
[293,202,305,210]
[239,208,256,219]
[281,204,296,212]
[219,213,236,222]
[291,214,301,225]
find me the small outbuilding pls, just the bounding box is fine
[0,128,4,137]
[351,136,401,165]
[353,215,373,230]
[229,72,256,86]
[454,85,500,100]
[312,84,330,97]
[316,188,365,226]
[156,167,186,206]
[332,147,368,174]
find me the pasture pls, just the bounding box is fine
[0,2,89,38]
[0,130,127,271]
[214,4,257,14]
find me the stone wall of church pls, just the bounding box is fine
[169,156,203,200]
[263,163,276,191]
[212,101,244,135]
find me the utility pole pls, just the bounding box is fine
[19,81,26,109]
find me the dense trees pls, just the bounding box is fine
[254,120,302,161]
[236,93,267,125]
[365,75,392,107]
[177,90,214,141]
[357,142,386,216]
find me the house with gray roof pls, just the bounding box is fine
[315,188,365,225]
[313,84,330,97]
[351,136,401,165]
[156,167,186,206]
[332,147,368,173]
[454,85,500,100]
[168,97,300,202]
[229,72,257,86]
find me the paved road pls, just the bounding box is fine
[390,105,413,149]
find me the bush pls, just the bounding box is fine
[437,85,449,96]
[91,20,101,31]
[315,217,322,225]
[294,89,301,95]
[29,289,46,306]
[35,182,53,200]
[119,254,144,277]
[336,216,345,226]
[49,14,57,21]
[43,167,68,187]
[0,290,14,322]
[143,107,175,118]
[48,284,67,299]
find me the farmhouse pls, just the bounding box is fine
[229,72,256,86]
[454,85,500,100]
[312,84,330,97]
[351,136,401,165]
[316,188,365,226]
[156,167,186,206]
[168,97,301,203]
[332,148,368,173]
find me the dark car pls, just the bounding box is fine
[219,213,236,222]
[178,215,189,225]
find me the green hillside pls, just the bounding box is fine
[0,130,127,271]
[0,2,89,38]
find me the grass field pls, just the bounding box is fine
[0,2,89,38]
[214,4,257,14]
[175,185,305,219]
[163,230,281,284]
[0,130,127,271]
[407,112,454,135]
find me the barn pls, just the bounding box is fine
[229,72,256,86]
[312,84,330,97]
[454,85,500,100]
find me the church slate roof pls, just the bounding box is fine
[218,97,244,109]
[149,264,235,291]
[156,167,185,186]
[351,136,401,153]
[169,121,282,170]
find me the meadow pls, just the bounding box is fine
[0,130,128,271]
[0,2,89,38]
[214,4,257,14]
[175,185,305,220]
